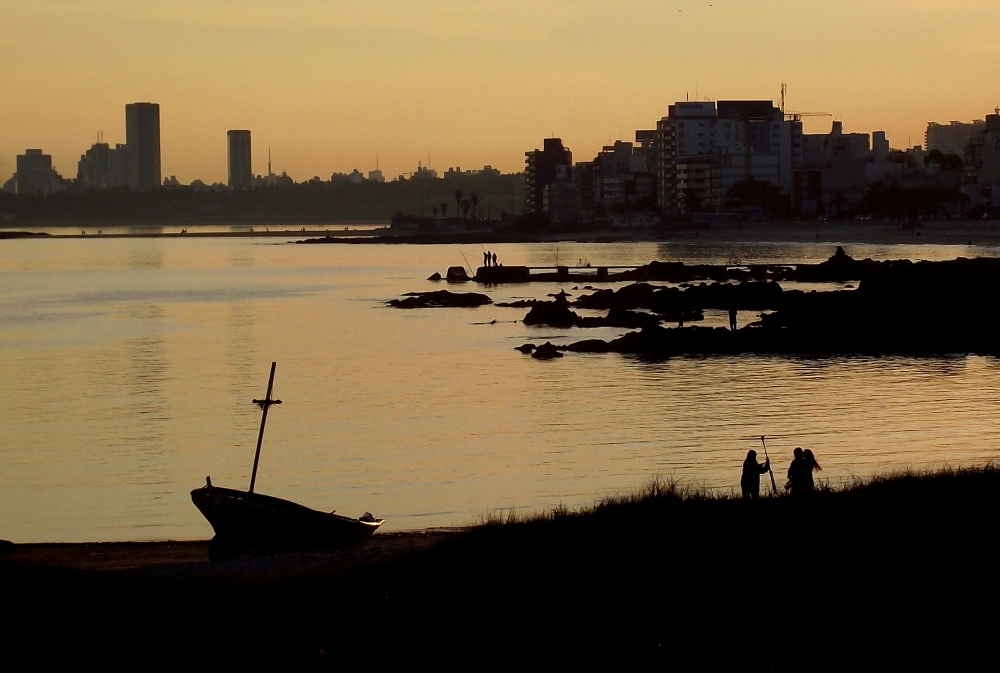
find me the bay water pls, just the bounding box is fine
[3,236,1000,542]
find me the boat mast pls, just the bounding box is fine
[249,362,282,493]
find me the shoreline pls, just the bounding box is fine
[3,219,1000,246]
[1,529,460,573]
[3,467,997,668]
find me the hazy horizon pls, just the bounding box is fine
[3,0,998,184]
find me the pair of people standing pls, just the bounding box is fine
[785,447,821,493]
[740,446,821,498]
[483,251,498,268]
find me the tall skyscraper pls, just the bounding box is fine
[227,130,252,190]
[125,103,161,191]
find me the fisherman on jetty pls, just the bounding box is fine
[492,252,498,267]
[484,251,490,268]
[740,450,771,499]
[729,307,738,332]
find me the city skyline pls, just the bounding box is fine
[2,1,998,183]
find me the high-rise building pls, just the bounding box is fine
[125,102,161,191]
[525,138,573,215]
[227,130,252,190]
[655,100,802,215]
[926,120,985,156]
[77,138,130,191]
[15,149,65,195]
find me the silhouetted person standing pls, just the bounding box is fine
[785,447,805,493]
[786,447,822,493]
[484,251,489,268]
[729,307,738,331]
[492,252,498,267]
[801,449,822,490]
[741,450,771,499]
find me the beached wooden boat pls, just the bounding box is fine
[191,362,383,560]
[191,479,383,556]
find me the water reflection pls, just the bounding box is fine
[126,242,164,269]
[5,239,1000,542]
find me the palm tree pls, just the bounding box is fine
[454,190,463,218]
[470,194,479,220]
[680,189,703,215]
[440,202,448,218]
[460,199,472,220]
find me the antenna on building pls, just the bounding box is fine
[268,147,272,176]
[376,153,380,170]
[781,83,787,115]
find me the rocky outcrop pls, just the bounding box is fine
[446,266,471,282]
[388,290,493,309]
[561,256,1000,358]
[522,302,663,329]
[522,303,581,328]
[531,342,563,359]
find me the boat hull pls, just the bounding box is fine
[190,485,383,554]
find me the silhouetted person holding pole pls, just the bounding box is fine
[484,251,489,268]
[741,450,771,499]
[729,307,738,331]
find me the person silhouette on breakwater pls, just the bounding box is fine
[729,307,738,332]
[484,251,490,268]
[740,449,771,499]
[492,252,498,267]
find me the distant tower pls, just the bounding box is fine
[227,130,252,190]
[125,102,161,191]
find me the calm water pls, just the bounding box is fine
[3,237,1000,543]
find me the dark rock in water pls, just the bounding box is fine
[446,266,471,282]
[388,290,493,309]
[515,343,537,353]
[496,299,539,308]
[427,272,443,281]
[603,307,661,329]
[531,341,563,359]
[563,256,1000,358]
[475,266,532,283]
[523,303,581,328]
[0,539,14,556]
[565,339,612,353]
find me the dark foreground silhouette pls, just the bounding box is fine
[2,467,998,669]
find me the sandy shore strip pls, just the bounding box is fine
[1,529,461,574]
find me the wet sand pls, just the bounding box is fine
[3,529,460,575]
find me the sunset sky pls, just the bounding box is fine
[2,0,998,183]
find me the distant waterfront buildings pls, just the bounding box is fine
[525,138,572,216]
[125,103,161,191]
[13,149,66,195]
[77,136,129,190]
[655,100,802,216]
[227,130,252,190]
[926,120,986,156]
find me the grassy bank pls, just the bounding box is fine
[3,467,998,670]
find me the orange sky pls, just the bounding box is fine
[2,0,998,183]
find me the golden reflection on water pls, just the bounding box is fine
[2,238,1000,542]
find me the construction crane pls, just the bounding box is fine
[784,111,833,122]
[779,83,832,122]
